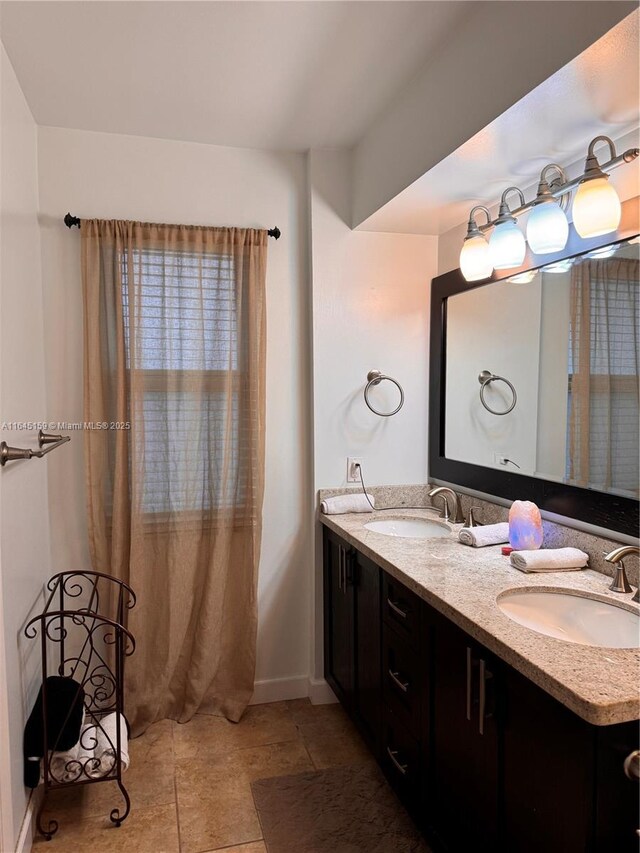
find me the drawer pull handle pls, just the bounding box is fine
[388,669,410,693]
[466,647,472,722]
[479,658,493,735]
[387,598,408,619]
[386,747,408,776]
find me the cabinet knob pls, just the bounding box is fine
[624,750,640,781]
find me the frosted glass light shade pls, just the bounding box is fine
[489,219,526,269]
[460,234,492,282]
[572,176,621,238]
[526,200,569,254]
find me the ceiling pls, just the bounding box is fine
[358,9,640,235]
[0,0,472,151]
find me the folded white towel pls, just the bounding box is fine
[87,712,129,778]
[49,722,96,783]
[510,547,589,572]
[458,522,509,547]
[320,494,375,514]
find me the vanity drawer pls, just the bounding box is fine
[382,572,422,650]
[382,622,424,739]
[381,705,422,811]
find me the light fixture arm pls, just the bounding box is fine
[496,186,526,223]
[536,163,570,211]
[465,205,492,239]
[583,135,617,181]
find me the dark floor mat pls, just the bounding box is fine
[251,761,430,853]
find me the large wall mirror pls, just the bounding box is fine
[429,233,639,538]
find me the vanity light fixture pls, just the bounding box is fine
[458,135,638,282]
[572,136,622,238]
[489,188,527,269]
[525,165,569,254]
[459,206,493,281]
[507,270,537,284]
[541,258,574,274]
[585,244,618,260]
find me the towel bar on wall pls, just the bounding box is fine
[364,370,405,417]
[0,430,70,467]
[477,370,517,416]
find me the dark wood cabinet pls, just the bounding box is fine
[323,529,381,751]
[502,667,593,852]
[431,614,500,851]
[322,527,640,852]
[352,548,382,751]
[323,530,353,708]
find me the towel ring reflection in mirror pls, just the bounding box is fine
[478,370,517,416]
[364,370,405,417]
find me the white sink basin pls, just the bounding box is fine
[364,517,451,539]
[497,588,640,649]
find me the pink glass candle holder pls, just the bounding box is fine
[508,500,543,550]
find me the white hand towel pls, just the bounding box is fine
[87,712,129,778]
[458,522,509,547]
[320,494,375,514]
[49,723,95,783]
[510,548,589,572]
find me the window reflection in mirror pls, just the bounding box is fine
[444,237,639,499]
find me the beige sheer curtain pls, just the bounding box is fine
[568,256,639,495]
[82,219,267,735]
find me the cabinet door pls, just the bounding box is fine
[594,721,639,853]
[502,667,592,853]
[323,531,353,709]
[431,616,499,851]
[352,551,381,751]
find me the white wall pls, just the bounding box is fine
[445,279,542,475]
[36,126,312,698]
[308,149,436,682]
[0,44,52,851]
[536,274,571,480]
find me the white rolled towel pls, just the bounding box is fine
[49,723,96,783]
[458,522,509,547]
[320,494,375,514]
[87,712,129,778]
[510,548,589,572]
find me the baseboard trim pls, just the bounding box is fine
[308,677,337,705]
[15,788,38,853]
[250,675,309,705]
[249,676,337,706]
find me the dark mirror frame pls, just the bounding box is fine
[429,231,640,539]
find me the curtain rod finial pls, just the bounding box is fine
[64,213,81,229]
[268,226,281,240]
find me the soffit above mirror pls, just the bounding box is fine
[357,10,639,236]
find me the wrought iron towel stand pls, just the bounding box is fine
[25,571,137,840]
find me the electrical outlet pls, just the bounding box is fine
[493,452,509,467]
[347,457,363,483]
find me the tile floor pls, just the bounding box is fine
[31,699,376,853]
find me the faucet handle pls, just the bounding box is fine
[465,506,483,528]
[609,559,633,594]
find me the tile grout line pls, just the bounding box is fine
[172,720,184,853]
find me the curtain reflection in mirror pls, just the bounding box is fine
[568,257,639,497]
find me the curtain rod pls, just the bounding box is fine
[63,213,281,240]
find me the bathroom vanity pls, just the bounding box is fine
[321,512,639,852]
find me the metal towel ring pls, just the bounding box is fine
[364,370,405,417]
[478,370,517,416]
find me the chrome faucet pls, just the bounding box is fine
[428,487,465,524]
[604,546,639,600]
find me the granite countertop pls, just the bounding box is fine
[320,507,640,726]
